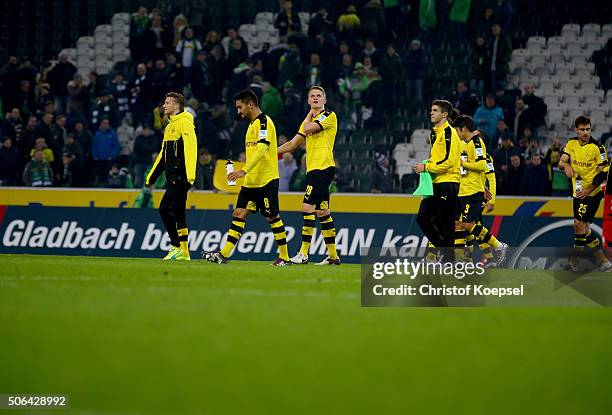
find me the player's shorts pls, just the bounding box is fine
[457,192,485,223]
[573,192,603,223]
[303,167,335,210]
[236,179,280,218]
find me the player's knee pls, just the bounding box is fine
[316,209,330,217]
[232,208,248,219]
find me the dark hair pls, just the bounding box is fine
[574,115,591,128]
[448,108,461,124]
[233,89,259,106]
[431,99,453,117]
[452,114,475,131]
[308,85,326,95]
[165,92,185,111]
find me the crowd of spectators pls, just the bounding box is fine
[0,0,605,197]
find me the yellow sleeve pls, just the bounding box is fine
[146,145,165,186]
[182,119,198,184]
[243,142,269,173]
[297,121,306,137]
[597,142,609,170]
[463,138,488,172]
[314,111,336,131]
[426,128,459,174]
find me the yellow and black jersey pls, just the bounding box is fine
[146,110,197,186]
[244,113,279,188]
[562,137,609,197]
[298,109,337,172]
[484,153,496,204]
[425,120,461,184]
[458,134,488,197]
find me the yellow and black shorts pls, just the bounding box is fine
[303,167,335,210]
[573,193,603,223]
[236,179,280,218]
[457,192,485,223]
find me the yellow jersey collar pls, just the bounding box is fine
[169,110,185,121]
[433,120,450,132]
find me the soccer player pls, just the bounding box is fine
[451,115,508,263]
[558,115,612,271]
[146,92,197,261]
[414,100,461,255]
[277,86,340,265]
[203,89,291,266]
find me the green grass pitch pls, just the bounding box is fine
[0,255,611,414]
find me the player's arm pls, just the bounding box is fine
[591,143,609,187]
[426,130,459,174]
[278,133,305,154]
[462,138,488,172]
[558,145,573,177]
[232,119,270,179]
[182,119,198,185]
[145,144,165,187]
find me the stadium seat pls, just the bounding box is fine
[544,95,562,109]
[580,74,600,89]
[589,108,607,125]
[547,36,566,48]
[584,92,604,108]
[574,62,595,76]
[561,23,580,37]
[395,163,413,179]
[582,23,601,36]
[547,109,565,127]
[255,12,274,26]
[564,94,581,108]
[554,62,574,77]
[298,12,310,24]
[527,36,547,50]
[602,23,612,39]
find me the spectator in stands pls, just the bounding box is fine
[132,125,160,187]
[361,38,383,67]
[500,153,524,195]
[279,152,297,191]
[494,119,514,149]
[379,44,403,111]
[518,126,536,158]
[7,80,35,117]
[278,48,303,89]
[172,14,189,48]
[35,113,56,154]
[0,137,19,186]
[488,24,512,90]
[468,36,488,99]
[333,158,352,192]
[47,53,76,113]
[67,74,87,116]
[305,52,324,89]
[336,5,361,46]
[227,38,250,72]
[371,152,393,193]
[164,53,184,93]
[224,27,247,57]
[19,115,37,160]
[92,118,120,186]
[521,83,547,131]
[289,156,307,191]
[0,56,19,105]
[129,6,150,63]
[403,39,425,107]
[308,7,333,38]
[72,120,92,162]
[23,149,53,187]
[545,138,572,197]
[106,164,133,188]
[260,82,283,121]
[194,148,215,190]
[361,0,385,43]
[2,108,23,142]
[251,43,273,81]
[493,135,520,181]
[87,71,105,102]
[275,0,302,37]
[493,84,514,120]
[90,92,119,132]
[474,93,504,140]
[144,14,171,61]
[451,80,480,117]
[339,62,370,129]
[58,152,79,187]
[519,150,549,196]
[281,81,303,135]
[191,51,213,103]
[492,0,514,32]
[62,133,83,165]
[130,64,154,128]
[176,27,203,85]
[511,97,536,141]
[110,73,130,120]
[208,46,227,104]
[203,30,223,55]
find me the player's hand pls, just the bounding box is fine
[501,165,508,172]
[485,202,495,213]
[575,186,592,199]
[228,169,246,181]
[564,166,574,178]
[414,163,426,174]
[484,188,492,201]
